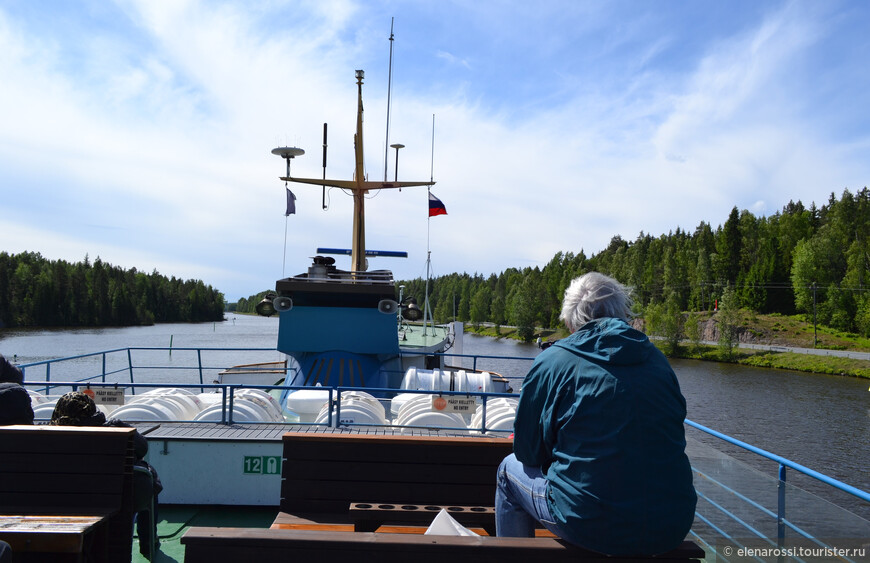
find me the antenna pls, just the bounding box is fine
[383,17,395,181]
[430,114,436,182]
[271,146,305,278]
[322,123,328,209]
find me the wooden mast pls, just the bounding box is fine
[351,70,367,273]
[280,70,434,274]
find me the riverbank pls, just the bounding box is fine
[465,313,870,379]
[659,343,870,379]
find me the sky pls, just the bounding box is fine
[1,1,869,301]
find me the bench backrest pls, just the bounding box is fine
[0,425,136,516]
[0,425,137,562]
[281,432,514,513]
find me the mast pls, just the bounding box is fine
[278,71,435,275]
[351,70,367,273]
[383,18,395,182]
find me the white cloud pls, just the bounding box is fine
[1,1,868,299]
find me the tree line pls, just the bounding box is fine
[397,188,870,340]
[234,188,869,342]
[0,251,225,328]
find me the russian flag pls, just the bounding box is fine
[428,192,447,217]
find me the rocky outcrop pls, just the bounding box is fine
[634,316,766,344]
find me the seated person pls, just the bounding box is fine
[0,382,34,425]
[50,391,162,558]
[496,272,697,556]
[0,383,33,562]
[0,540,12,563]
[0,354,24,385]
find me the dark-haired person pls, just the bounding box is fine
[50,391,162,558]
[0,382,33,425]
[0,380,32,563]
[0,540,12,563]
[0,354,23,385]
[496,272,697,556]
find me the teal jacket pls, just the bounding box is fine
[513,317,697,555]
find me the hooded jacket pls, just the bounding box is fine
[0,382,34,425]
[513,317,697,555]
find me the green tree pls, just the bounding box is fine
[716,286,740,360]
[470,286,492,329]
[713,207,741,284]
[508,273,540,342]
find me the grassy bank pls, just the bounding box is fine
[464,316,870,380]
[658,343,870,379]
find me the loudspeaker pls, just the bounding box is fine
[378,299,399,314]
[273,296,293,312]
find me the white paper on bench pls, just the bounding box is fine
[424,509,479,537]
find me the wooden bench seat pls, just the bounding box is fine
[182,527,706,563]
[183,430,703,562]
[0,425,137,563]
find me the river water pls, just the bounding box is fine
[2,315,868,520]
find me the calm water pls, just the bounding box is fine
[2,316,868,519]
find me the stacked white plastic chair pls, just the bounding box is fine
[29,389,119,420]
[393,393,468,434]
[469,397,518,436]
[194,388,285,423]
[313,390,386,427]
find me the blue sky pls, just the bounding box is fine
[2,1,869,301]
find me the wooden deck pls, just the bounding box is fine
[135,422,473,441]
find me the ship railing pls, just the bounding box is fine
[19,380,517,434]
[290,269,395,285]
[18,346,293,395]
[685,421,870,561]
[436,351,536,383]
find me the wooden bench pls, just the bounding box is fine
[181,528,706,563]
[0,425,137,563]
[275,431,513,534]
[182,430,703,562]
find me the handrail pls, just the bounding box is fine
[436,352,536,375]
[686,419,870,504]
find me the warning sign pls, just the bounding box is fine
[431,396,476,414]
[88,388,126,405]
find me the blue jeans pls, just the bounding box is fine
[496,453,566,538]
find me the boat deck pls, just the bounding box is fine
[136,422,472,441]
[131,504,279,563]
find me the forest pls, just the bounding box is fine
[0,252,225,328]
[236,188,870,342]
[394,188,870,340]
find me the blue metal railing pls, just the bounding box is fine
[436,351,536,377]
[19,346,284,394]
[686,420,870,505]
[685,419,870,559]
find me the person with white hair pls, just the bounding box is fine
[495,272,696,556]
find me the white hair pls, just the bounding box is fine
[559,272,633,332]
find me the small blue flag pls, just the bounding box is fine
[285,188,296,215]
